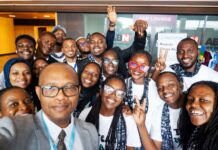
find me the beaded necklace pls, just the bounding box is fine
[125,77,150,112]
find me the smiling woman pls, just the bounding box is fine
[178,81,218,150]
[79,75,142,149]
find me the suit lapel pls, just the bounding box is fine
[74,118,92,150]
[33,111,50,150]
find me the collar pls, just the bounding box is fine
[42,111,74,143]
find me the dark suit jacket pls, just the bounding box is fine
[0,111,98,150]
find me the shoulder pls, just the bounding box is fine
[200,65,218,73]
[79,107,92,121]
[110,46,121,51]
[74,117,98,136]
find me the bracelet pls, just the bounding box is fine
[109,22,116,27]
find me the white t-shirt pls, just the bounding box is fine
[126,78,164,133]
[150,104,182,150]
[79,107,141,149]
[165,65,218,91]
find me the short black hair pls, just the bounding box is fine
[130,50,152,65]
[39,31,56,40]
[89,32,106,41]
[0,87,30,111]
[157,71,183,83]
[62,38,75,47]
[15,34,36,46]
[177,37,198,50]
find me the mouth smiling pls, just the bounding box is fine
[93,48,101,53]
[189,109,204,116]
[53,105,68,112]
[17,80,28,87]
[181,58,191,64]
[163,93,173,99]
[105,98,116,105]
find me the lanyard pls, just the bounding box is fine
[41,112,75,150]
[73,63,77,71]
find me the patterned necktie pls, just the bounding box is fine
[57,130,67,150]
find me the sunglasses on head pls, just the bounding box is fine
[128,61,149,73]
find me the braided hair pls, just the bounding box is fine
[86,75,127,149]
[178,81,218,150]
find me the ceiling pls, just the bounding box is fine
[0,12,55,19]
[0,1,217,14]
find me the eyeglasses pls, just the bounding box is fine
[103,58,119,66]
[78,41,89,47]
[128,61,149,73]
[40,84,79,98]
[104,84,126,99]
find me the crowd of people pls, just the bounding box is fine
[0,6,218,150]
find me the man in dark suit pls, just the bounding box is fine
[0,63,98,150]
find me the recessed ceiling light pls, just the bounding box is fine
[33,16,38,19]
[43,15,50,18]
[9,15,16,18]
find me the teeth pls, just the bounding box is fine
[190,110,204,115]
[182,59,190,63]
[164,93,173,98]
[133,72,140,75]
[108,67,114,71]
[23,51,30,54]
[18,81,26,84]
[84,79,91,83]
[93,48,100,52]
[107,99,115,104]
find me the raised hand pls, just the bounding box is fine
[155,48,168,71]
[122,105,132,116]
[107,5,117,25]
[133,96,146,126]
[132,20,148,37]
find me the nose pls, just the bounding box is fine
[19,102,28,112]
[162,86,170,94]
[56,88,66,101]
[182,51,189,58]
[190,99,199,108]
[20,73,26,80]
[108,91,116,98]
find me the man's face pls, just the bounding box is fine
[157,73,182,108]
[36,64,80,127]
[76,38,90,54]
[53,29,66,44]
[16,38,35,60]
[177,40,199,72]
[89,34,107,57]
[62,39,77,59]
[38,34,56,56]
